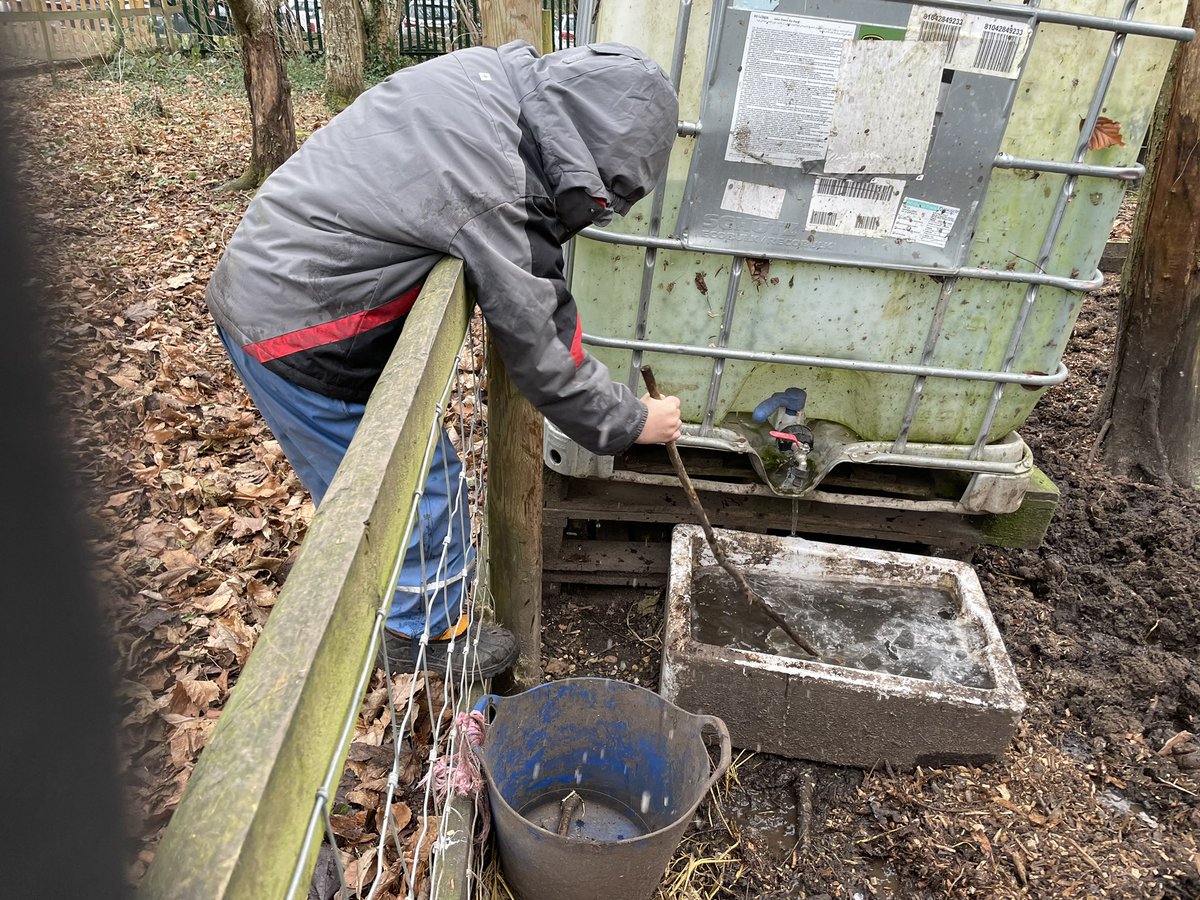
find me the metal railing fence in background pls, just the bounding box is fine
[176,0,230,52]
[140,259,491,900]
[397,0,478,59]
[0,0,575,65]
[279,0,321,54]
[543,0,573,50]
[394,0,576,62]
[173,0,321,56]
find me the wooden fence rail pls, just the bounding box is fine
[139,259,476,899]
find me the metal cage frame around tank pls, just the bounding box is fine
[568,0,1193,484]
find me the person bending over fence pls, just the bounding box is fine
[206,40,682,680]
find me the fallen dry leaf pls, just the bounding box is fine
[166,718,215,769]
[747,256,770,288]
[168,678,220,717]
[193,581,236,614]
[1081,115,1126,151]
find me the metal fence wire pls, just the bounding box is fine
[288,318,493,900]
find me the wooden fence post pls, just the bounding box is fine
[478,0,545,689]
[38,16,53,64]
[164,0,178,53]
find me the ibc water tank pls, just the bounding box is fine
[559,0,1188,514]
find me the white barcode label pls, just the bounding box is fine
[973,22,1025,74]
[915,12,963,62]
[807,177,905,238]
[815,177,896,203]
[908,8,1031,79]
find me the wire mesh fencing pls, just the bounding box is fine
[291,316,493,900]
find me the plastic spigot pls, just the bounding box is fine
[752,388,808,424]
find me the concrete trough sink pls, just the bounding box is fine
[660,525,1025,769]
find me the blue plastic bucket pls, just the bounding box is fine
[474,677,730,900]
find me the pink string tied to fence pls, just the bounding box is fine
[423,709,491,842]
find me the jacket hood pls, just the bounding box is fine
[498,41,679,224]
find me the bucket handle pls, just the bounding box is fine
[694,713,732,795]
[473,694,731,790]
[473,694,499,718]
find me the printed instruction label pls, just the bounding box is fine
[907,7,1032,79]
[805,176,906,238]
[720,179,788,219]
[725,13,856,167]
[891,197,960,247]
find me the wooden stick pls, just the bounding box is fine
[793,767,816,851]
[640,366,819,658]
[557,790,583,837]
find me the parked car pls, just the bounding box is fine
[403,0,456,32]
[402,0,459,50]
[151,10,193,38]
[205,0,232,36]
[553,14,574,50]
[279,0,319,39]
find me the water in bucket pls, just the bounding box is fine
[518,786,650,842]
[474,678,730,900]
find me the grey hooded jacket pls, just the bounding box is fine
[206,41,678,456]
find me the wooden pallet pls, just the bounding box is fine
[542,446,1058,591]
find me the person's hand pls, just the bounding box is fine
[635,393,682,444]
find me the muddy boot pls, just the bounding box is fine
[380,620,518,680]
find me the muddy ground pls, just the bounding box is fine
[11,59,1198,899]
[542,275,1200,900]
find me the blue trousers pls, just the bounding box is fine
[218,328,470,637]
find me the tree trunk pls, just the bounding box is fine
[324,0,366,110]
[366,0,401,73]
[1097,1,1200,489]
[478,0,544,690]
[225,0,297,190]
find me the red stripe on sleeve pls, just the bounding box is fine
[243,285,423,364]
[570,314,585,367]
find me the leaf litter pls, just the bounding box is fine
[8,57,1199,900]
[6,57,451,895]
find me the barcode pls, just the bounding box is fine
[917,15,962,60]
[815,178,895,202]
[973,28,1021,73]
[855,215,881,231]
[809,211,839,228]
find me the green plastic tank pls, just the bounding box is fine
[566,0,1186,463]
